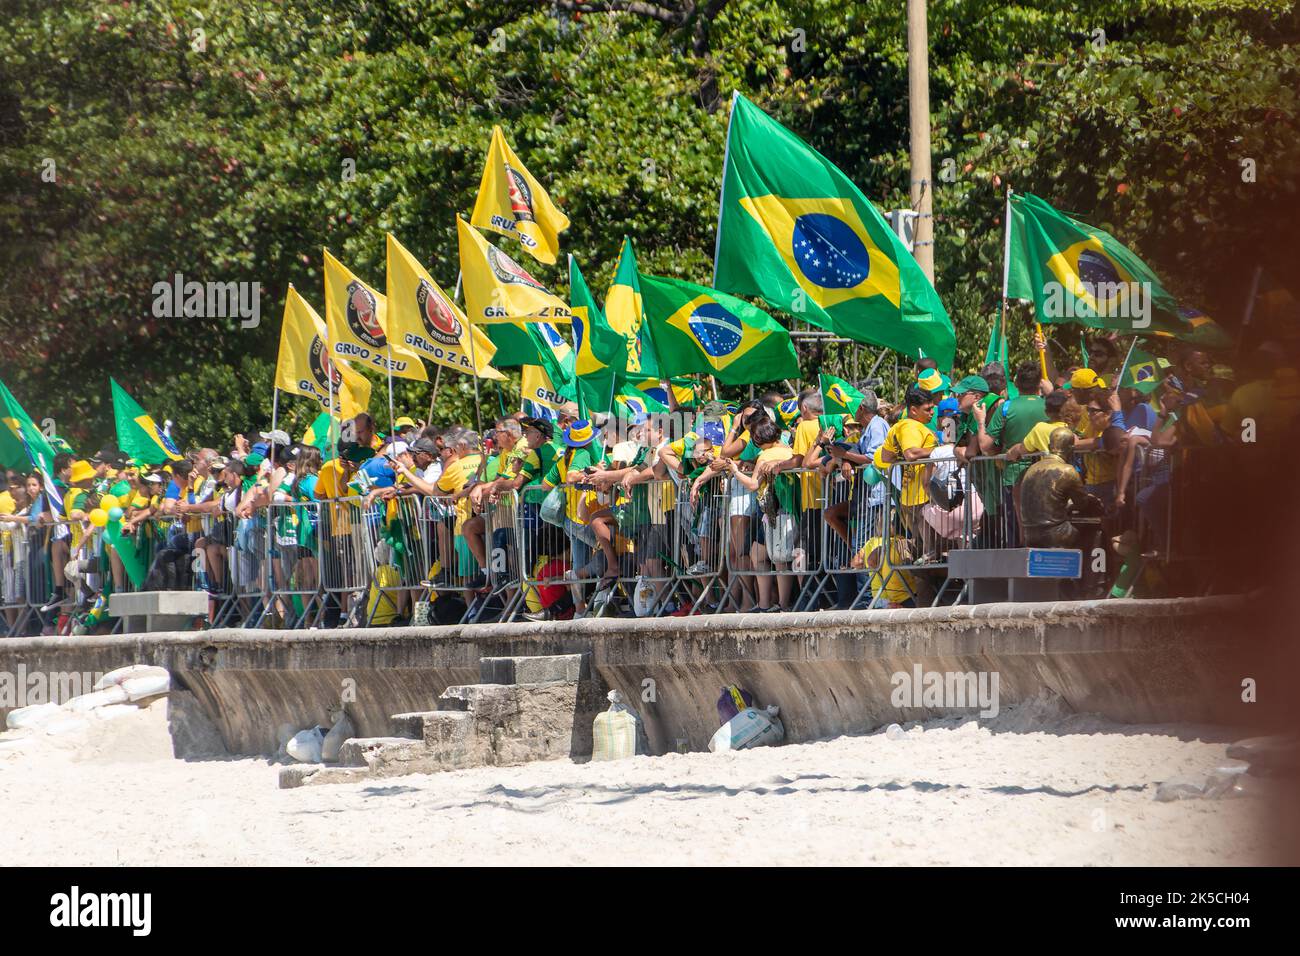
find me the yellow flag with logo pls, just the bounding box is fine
[275,285,372,419]
[384,233,503,381]
[457,217,571,326]
[521,365,571,413]
[470,125,570,265]
[322,249,428,382]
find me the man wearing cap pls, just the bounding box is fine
[948,375,990,459]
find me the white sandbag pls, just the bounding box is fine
[63,685,130,713]
[93,664,169,691]
[120,673,171,702]
[709,706,785,753]
[5,702,61,730]
[591,690,649,761]
[286,727,324,764]
[321,711,355,763]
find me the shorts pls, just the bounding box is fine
[634,523,670,563]
[728,486,757,518]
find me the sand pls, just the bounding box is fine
[0,698,1275,866]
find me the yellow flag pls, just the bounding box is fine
[384,233,503,381]
[520,365,569,413]
[275,285,372,419]
[457,217,571,325]
[470,126,570,265]
[322,248,428,381]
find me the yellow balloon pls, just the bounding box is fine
[100,494,120,512]
[88,508,109,528]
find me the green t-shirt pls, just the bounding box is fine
[520,439,563,485]
[987,394,1047,485]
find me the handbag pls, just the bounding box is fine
[765,512,797,563]
[540,486,567,528]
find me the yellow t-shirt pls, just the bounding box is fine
[1079,415,1117,486]
[313,460,352,534]
[0,491,13,516]
[791,419,825,509]
[1023,420,1072,455]
[882,418,937,507]
[436,454,481,532]
[857,536,920,605]
[755,444,794,503]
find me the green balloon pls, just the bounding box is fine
[108,507,124,521]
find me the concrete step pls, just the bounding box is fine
[337,735,426,768]
[479,653,589,685]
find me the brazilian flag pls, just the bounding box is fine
[639,272,799,385]
[1119,348,1162,395]
[606,238,660,379]
[111,378,182,464]
[714,93,955,369]
[485,317,577,401]
[613,382,670,421]
[570,255,626,414]
[1007,192,1191,338]
[819,372,865,416]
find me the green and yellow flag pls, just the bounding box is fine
[605,237,659,378]
[1007,192,1187,338]
[639,272,799,385]
[1119,348,1163,395]
[714,93,955,369]
[470,125,570,265]
[613,382,670,421]
[521,364,575,414]
[0,381,58,476]
[322,249,428,382]
[385,233,503,380]
[111,378,182,464]
[275,285,372,419]
[570,255,625,414]
[819,372,865,416]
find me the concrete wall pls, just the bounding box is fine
[0,597,1274,756]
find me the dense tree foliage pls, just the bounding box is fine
[2,0,1296,450]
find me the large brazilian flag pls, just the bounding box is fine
[639,272,800,385]
[111,378,183,464]
[1007,191,1192,338]
[714,93,955,370]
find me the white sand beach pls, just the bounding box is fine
[0,698,1273,866]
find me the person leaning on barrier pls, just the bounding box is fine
[823,388,888,552]
[1018,427,1101,549]
[877,386,938,525]
[728,414,797,612]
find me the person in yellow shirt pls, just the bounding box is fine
[852,535,923,608]
[878,386,938,515]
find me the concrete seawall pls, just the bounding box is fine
[0,597,1274,756]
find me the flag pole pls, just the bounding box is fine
[1113,335,1140,395]
[458,289,483,436]
[998,185,1013,368]
[385,351,396,439]
[427,363,442,426]
[270,389,279,470]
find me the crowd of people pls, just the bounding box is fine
[0,332,1293,634]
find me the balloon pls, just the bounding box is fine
[108,507,124,521]
[88,508,109,527]
[863,464,883,486]
[100,494,120,511]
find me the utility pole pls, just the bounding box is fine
[907,0,935,283]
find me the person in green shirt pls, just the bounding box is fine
[542,419,616,611]
[977,360,1049,545]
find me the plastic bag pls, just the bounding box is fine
[716,685,755,724]
[765,512,797,563]
[286,727,325,764]
[94,665,169,691]
[65,685,130,712]
[540,486,567,528]
[5,702,61,730]
[709,706,785,752]
[121,673,171,701]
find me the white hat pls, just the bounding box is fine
[260,429,291,446]
[387,441,410,456]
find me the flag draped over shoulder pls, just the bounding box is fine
[570,255,626,414]
[1006,192,1187,338]
[275,284,372,419]
[458,217,571,325]
[384,233,503,380]
[322,249,428,382]
[605,237,659,378]
[470,125,570,265]
[110,378,182,464]
[819,372,865,416]
[714,93,955,369]
[639,272,800,384]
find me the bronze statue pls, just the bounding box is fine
[1019,428,1100,548]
